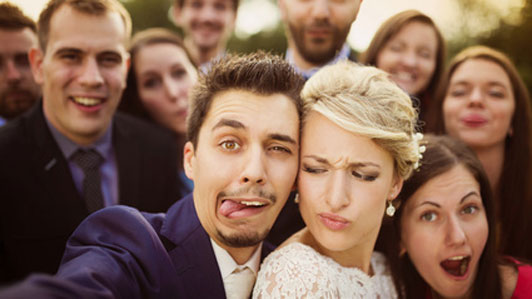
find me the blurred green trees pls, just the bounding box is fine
[448,0,532,96]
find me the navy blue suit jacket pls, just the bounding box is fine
[0,194,274,298]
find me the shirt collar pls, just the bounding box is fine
[286,43,351,80]
[199,51,227,74]
[45,111,113,160]
[210,238,262,280]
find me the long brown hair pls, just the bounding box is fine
[380,134,502,299]
[426,46,532,259]
[360,10,446,125]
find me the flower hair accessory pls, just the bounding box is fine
[413,132,426,170]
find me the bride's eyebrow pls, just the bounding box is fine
[302,155,328,164]
[302,155,381,169]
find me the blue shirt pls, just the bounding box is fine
[46,115,119,207]
[286,43,351,80]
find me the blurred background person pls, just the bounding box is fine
[171,0,237,70]
[382,134,532,299]
[0,2,41,126]
[360,10,446,126]
[427,46,532,260]
[120,27,198,196]
[278,0,362,80]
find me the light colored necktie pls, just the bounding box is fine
[224,266,256,299]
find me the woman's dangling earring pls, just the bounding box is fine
[386,200,396,217]
[294,193,300,204]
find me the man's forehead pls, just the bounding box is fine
[204,90,299,136]
[46,7,128,54]
[0,28,37,45]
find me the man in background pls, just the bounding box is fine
[171,0,237,70]
[0,3,41,126]
[279,0,362,80]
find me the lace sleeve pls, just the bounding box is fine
[253,243,330,299]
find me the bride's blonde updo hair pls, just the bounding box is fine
[301,60,421,180]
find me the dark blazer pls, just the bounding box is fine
[0,194,275,298]
[0,103,181,283]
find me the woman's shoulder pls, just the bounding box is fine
[253,242,331,298]
[499,257,532,298]
[501,257,532,298]
[262,241,324,270]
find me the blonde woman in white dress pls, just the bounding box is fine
[253,61,423,298]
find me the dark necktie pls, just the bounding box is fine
[71,149,104,213]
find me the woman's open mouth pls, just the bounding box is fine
[440,255,471,277]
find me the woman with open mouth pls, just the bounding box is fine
[379,134,532,299]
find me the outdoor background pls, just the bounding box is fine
[11,0,532,93]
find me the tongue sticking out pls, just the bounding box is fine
[218,199,267,218]
[441,257,470,277]
[219,200,248,217]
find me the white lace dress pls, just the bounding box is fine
[252,242,398,299]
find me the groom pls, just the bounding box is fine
[0,51,304,298]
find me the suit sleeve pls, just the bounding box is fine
[0,206,179,299]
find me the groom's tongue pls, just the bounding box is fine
[219,199,266,218]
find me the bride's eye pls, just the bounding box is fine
[302,165,326,174]
[352,171,377,181]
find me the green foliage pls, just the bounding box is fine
[120,0,177,34]
[448,0,532,95]
[227,23,287,56]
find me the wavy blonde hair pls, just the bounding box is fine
[301,60,420,179]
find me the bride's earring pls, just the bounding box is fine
[386,200,395,217]
[294,193,299,204]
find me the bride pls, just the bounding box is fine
[253,61,422,298]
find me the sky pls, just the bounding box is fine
[9,0,527,52]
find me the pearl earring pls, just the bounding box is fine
[294,193,299,204]
[386,201,396,217]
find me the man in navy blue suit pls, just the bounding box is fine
[0,49,305,298]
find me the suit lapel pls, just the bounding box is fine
[113,114,141,207]
[30,103,88,231]
[161,195,226,298]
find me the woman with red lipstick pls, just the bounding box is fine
[361,10,446,125]
[426,46,532,260]
[380,134,532,299]
[119,28,198,196]
[253,61,421,298]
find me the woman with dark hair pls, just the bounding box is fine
[426,46,532,259]
[382,134,532,299]
[119,28,198,196]
[360,10,446,125]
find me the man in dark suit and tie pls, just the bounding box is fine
[0,49,304,298]
[0,0,181,284]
